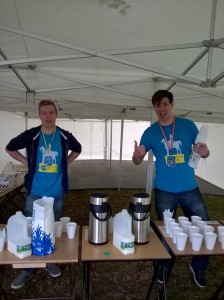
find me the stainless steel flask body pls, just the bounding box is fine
[88,192,112,245]
[130,192,151,244]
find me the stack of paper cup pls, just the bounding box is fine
[196,220,207,234]
[181,221,192,235]
[169,222,178,238]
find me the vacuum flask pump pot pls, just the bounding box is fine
[88,192,112,245]
[129,192,151,244]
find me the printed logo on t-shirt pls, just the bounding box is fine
[38,146,58,172]
[161,135,185,164]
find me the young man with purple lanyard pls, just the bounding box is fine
[6,99,82,289]
[132,90,210,288]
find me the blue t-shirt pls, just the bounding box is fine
[140,117,199,192]
[31,128,63,197]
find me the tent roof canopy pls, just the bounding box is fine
[0,0,224,122]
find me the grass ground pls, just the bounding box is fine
[1,189,224,300]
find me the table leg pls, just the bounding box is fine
[83,261,90,300]
[145,260,160,300]
[0,265,9,300]
[68,264,76,300]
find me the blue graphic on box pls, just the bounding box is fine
[32,225,55,256]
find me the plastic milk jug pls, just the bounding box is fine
[113,209,135,255]
[7,211,32,259]
[188,125,209,169]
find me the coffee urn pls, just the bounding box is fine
[129,192,151,244]
[88,192,112,245]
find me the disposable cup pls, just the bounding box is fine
[165,218,175,234]
[60,217,71,232]
[204,232,217,250]
[66,222,77,239]
[217,226,224,242]
[176,232,188,251]
[0,235,4,252]
[171,224,180,239]
[55,221,63,238]
[191,215,202,226]
[188,226,200,242]
[163,211,173,221]
[26,216,32,224]
[191,233,203,251]
[169,222,178,238]
[172,227,184,244]
[196,220,207,234]
[220,232,224,249]
[203,225,214,235]
[178,216,189,227]
[181,221,192,234]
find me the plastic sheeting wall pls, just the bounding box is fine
[0,111,223,190]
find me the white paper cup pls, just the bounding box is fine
[169,222,178,238]
[204,232,217,250]
[26,216,32,224]
[178,216,189,227]
[55,221,63,238]
[163,211,173,221]
[191,215,202,226]
[181,221,192,234]
[176,232,188,251]
[203,225,214,235]
[188,226,200,242]
[220,232,224,249]
[66,222,77,239]
[0,235,4,252]
[172,227,184,244]
[196,220,207,234]
[165,218,175,234]
[60,217,71,232]
[217,226,224,242]
[191,233,203,251]
[171,224,180,240]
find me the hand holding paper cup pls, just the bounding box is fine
[66,222,77,239]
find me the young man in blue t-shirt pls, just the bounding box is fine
[6,99,82,289]
[132,90,210,288]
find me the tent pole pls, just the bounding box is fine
[109,119,113,169]
[118,117,124,191]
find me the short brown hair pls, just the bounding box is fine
[152,90,173,106]
[38,100,58,114]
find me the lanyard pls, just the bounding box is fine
[41,128,56,151]
[158,117,175,155]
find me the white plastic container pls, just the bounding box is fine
[113,209,135,255]
[188,125,209,169]
[7,211,32,259]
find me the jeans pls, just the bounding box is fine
[155,187,209,272]
[24,193,64,221]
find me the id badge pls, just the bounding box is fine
[167,155,176,168]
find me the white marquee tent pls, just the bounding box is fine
[0,0,224,190]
